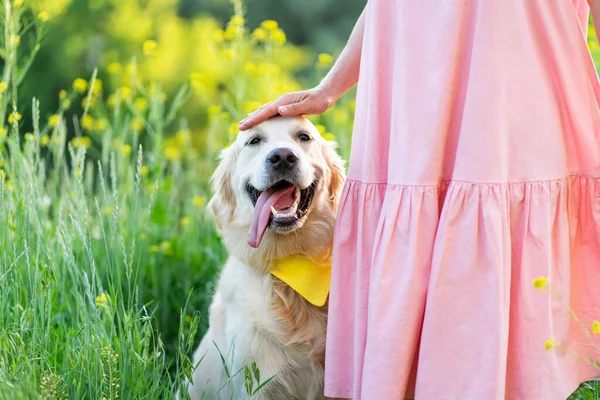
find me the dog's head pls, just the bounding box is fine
[207,116,345,267]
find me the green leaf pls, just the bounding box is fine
[251,361,260,384]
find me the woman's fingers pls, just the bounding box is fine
[277,100,309,116]
[239,92,304,131]
[239,101,283,130]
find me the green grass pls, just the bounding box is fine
[0,86,225,398]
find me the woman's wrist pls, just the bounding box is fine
[316,80,339,108]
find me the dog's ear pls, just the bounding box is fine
[322,139,346,209]
[207,147,237,230]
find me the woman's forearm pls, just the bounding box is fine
[589,0,600,30]
[318,6,367,103]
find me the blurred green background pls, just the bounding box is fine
[20,0,363,135]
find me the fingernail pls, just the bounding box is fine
[279,106,287,113]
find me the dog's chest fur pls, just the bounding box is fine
[212,256,328,399]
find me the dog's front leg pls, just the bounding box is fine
[186,291,232,399]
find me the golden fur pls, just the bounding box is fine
[182,116,345,400]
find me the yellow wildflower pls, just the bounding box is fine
[222,48,236,60]
[258,62,279,75]
[212,29,225,43]
[160,241,173,255]
[119,86,132,100]
[317,53,334,68]
[184,315,193,324]
[81,115,95,131]
[121,145,132,155]
[189,73,204,89]
[82,96,96,109]
[94,119,108,131]
[243,62,257,74]
[72,78,88,93]
[49,114,60,128]
[24,133,34,141]
[10,35,20,46]
[107,94,117,108]
[96,292,109,307]
[224,25,243,40]
[192,196,205,207]
[71,136,92,149]
[323,133,336,142]
[107,62,122,75]
[181,217,192,227]
[252,28,267,41]
[261,20,278,30]
[8,112,21,124]
[164,146,181,161]
[230,16,245,26]
[130,118,144,131]
[270,28,286,46]
[90,80,103,96]
[532,276,549,290]
[207,106,222,116]
[37,12,50,22]
[150,245,160,253]
[315,124,326,135]
[243,101,262,114]
[0,127,6,137]
[143,40,158,56]
[140,165,149,177]
[176,128,190,142]
[14,0,23,7]
[544,338,560,351]
[134,97,149,112]
[126,62,136,74]
[40,135,49,147]
[228,122,239,142]
[59,90,67,100]
[0,82,7,94]
[593,321,600,334]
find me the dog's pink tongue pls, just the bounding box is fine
[248,186,295,248]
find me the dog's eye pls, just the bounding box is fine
[297,133,311,142]
[247,137,261,146]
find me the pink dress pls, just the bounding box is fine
[324,1,600,399]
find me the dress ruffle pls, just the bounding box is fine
[325,177,600,400]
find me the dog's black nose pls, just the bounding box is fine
[266,148,298,170]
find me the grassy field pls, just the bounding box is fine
[0,1,598,399]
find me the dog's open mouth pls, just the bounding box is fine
[246,180,316,248]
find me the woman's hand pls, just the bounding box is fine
[238,86,334,131]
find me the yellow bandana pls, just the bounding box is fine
[271,255,331,307]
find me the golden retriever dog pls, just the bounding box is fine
[182,116,345,400]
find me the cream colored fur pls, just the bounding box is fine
[183,116,346,400]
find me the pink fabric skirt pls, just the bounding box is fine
[324,1,600,399]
